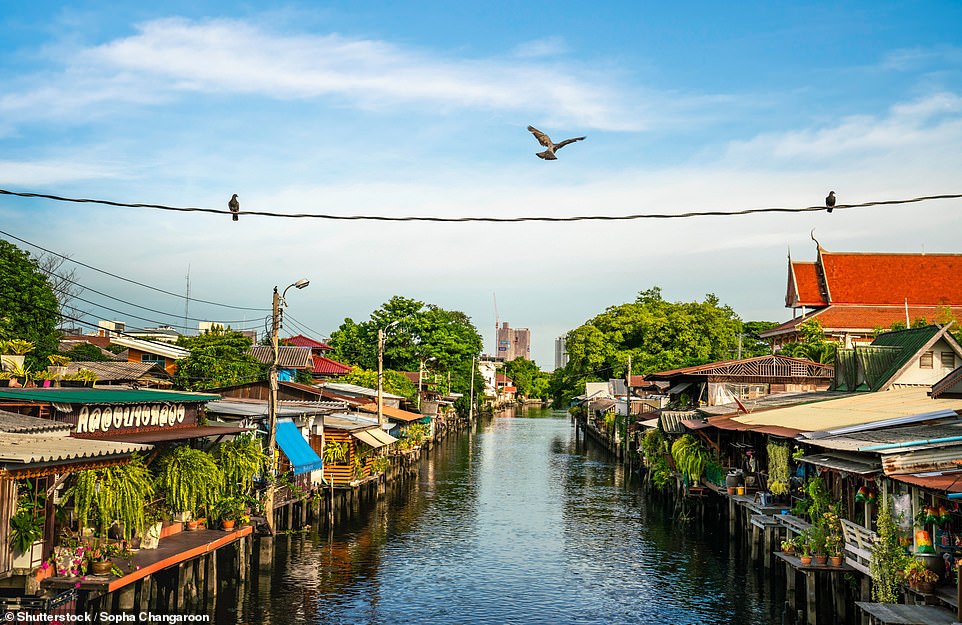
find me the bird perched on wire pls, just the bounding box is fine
[228,194,240,221]
[527,125,586,160]
[825,191,836,213]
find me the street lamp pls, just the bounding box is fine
[265,278,310,535]
[377,308,425,426]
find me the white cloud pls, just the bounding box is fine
[513,37,568,58]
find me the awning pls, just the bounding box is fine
[275,420,324,475]
[681,418,712,431]
[640,418,660,428]
[797,451,881,475]
[667,382,692,394]
[352,428,397,449]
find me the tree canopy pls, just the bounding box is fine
[504,357,551,400]
[550,287,745,404]
[328,296,483,413]
[0,239,61,368]
[173,327,266,390]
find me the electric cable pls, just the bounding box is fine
[0,227,269,311]
[3,188,961,222]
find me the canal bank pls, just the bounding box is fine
[223,408,784,625]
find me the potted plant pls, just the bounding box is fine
[0,371,11,387]
[7,363,32,387]
[810,524,829,565]
[797,529,814,566]
[47,354,71,379]
[780,539,795,555]
[823,506,845,566]
[156,446,223,530]
[903,558,940,593]
[1,339,34,372]
[212,496,245,531]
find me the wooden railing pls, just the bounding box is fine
[840,518,876,576]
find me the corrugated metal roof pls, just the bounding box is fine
[883,446,962,475]
[0,411,72,435]
[205,400,342,418]
[249,345,313,369]
[109,336,189,360]
[932,366,962,399]
[731,388,962,434]
[64,361,170,382]
[0,388,219,404]
[699,390,850,417]
[888,470,962,493]
[797,451,881,475]
[802,421,962,452]
[0,433,151,466]
[322,382,403,400]
[283,335,332,350]
[357,403,422,422]
[661,410,698,434]
[311,355,352,375]
[323,413,380,431]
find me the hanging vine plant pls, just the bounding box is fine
[767,442,791,496]
[671,434,712,484]
[156,445,223,518]
[65,454,154,540]
[214,434,267,497]
[871,495,909,603]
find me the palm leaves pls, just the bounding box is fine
[671,434,712,484]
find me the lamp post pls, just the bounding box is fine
[264,278,309,535]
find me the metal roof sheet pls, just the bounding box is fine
[249,345,313,369]
[888,470,962,493]
[357,403,423,422]
[797,451,881,475]
[204,400,341,418]
[0,411,72,435]
[0,433,151,466]
[731,388,962,434]
[882,446,962,475]
[323,413,380,431]
[0,388,219,404]
[108,336,189,360]
[64,361,170,382]
[802,421,962,452]
[322,382,403,400]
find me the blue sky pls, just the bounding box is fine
[2,2,961,368]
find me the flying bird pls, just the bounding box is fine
[229,194,240,222]
[825,191,836,213]
[527,125,586,160]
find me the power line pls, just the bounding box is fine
[3,188,961,223]
[0,228,270,311]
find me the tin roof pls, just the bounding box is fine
[731,388,962,435]
[64,361,171,382]
[0,388,219,404]
[321,382,403,401]
[357,403,423,422]
[284,335,332,350]
[109,336,189,360]
[249,346,313,369]
[835,325,962,391]
[311,355,352,375]
[0,410,72,435]
[0,432,151,467]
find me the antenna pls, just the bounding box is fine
[184,265,191,335]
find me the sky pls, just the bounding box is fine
[1,2,961,369]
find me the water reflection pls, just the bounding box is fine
[232,409,781,625]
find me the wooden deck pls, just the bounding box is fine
[855,601,956,624]
[42,525,252,593]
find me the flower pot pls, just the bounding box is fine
[727,487,736,495]
[186,520,199,531]
[736,486,745,496]
[90,560,112,575]
[814,555,829,566]
[830,555,843,567]
[1,355,25,372]
[222,519,236,531]
[917,580,936,594]
[799,555,813,566]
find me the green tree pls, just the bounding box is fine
[504,357,550,400]
[741,321,778,357]
[779,319,837,364]
[173,328,266,390]
[328,296,483,414]
[60,342,112,363]
[0,240,61,368]
[553,287,743,403]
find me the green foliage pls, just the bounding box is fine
[779,319,837,364]
[173,327,266,390]
[504,357,550,400]
[370,456,390,475]
[740,321,778,357]
[0,240,61,368]
[9,509,42,553]
[66,455,155,540]
[767,442,791,496]
[323,441,348,464]
[214,435,266,497]
[552,287,744,403]
[871,496,910,603]
[60,342,113,362]
[327,296,483,413]
[156,446,223,516]
[671,434,712,484]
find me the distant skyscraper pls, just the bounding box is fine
[554,336,568,370]
[496,322,531,362]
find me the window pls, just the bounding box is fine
[919,351,934,369]
[141,354,166,367]
[942,352,956,369]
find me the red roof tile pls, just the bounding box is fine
[761,305,962,337]
[820,252,962,305]
[312,355,352,375]
[284,335,332,350]
[789,261,826,307]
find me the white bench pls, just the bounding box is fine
[840,518,876,577]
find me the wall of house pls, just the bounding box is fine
[0,480,16,575]
[896,338,960,386]
[313,429,373,486]
[126,348,178,375]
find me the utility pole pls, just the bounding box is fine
[377,327,386,426]
[264,286,281,535]
[263,279,309,536]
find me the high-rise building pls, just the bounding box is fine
[554,336,568,370]
[496,322,530,362]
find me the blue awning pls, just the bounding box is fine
[275,420,324,475]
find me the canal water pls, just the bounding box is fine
[232,409,782,625]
